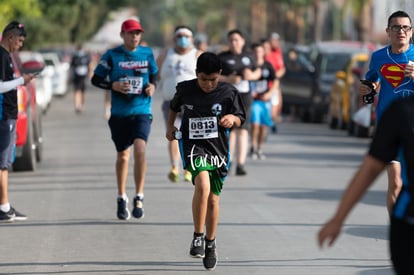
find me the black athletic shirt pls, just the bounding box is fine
[0,46,17,120]
[170,79,246,177]
[369,96,414,220]
[217,50,257,93]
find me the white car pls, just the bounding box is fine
[19,51,53,113]
[41,52,70,96]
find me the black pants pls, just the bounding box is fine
[390,217,414,275]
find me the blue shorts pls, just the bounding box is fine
[108,114,152,152]
[250,100,273,127]
[0,119,16,169]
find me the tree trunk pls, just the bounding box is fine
[250,0,267,42]
[225,3,236,31]
[312,0,321,42]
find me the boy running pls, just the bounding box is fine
[166,52,245,270]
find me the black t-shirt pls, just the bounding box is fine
[71,52,91,78]
[217,50,257,76]
[217,50,257,94]
[0,46,18,120]
[369,96,414,219]
[252,61,276,94]
[170,79,246,177]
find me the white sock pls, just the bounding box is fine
[136,193,144,199]
[0,203,11,212]
[118,194,128,201]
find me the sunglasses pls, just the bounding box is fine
[389,25,412,32]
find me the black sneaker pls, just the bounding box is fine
[0,209,14,222]
[271,124,278,134]
[235,165,247,176]
[132,196,144,219]
[117,198,131,220]
[203,238,217,270]
[11,207,27,221]
[189,235,205,258]
[0,207,27,222]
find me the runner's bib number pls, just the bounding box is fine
[127,76,144,94]
[189,117,218,139]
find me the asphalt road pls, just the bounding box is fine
[0,84,394,275]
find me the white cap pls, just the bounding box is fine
[270,32,280,40]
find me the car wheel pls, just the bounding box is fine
[299,106,311,122]
[13,111,37,171]
[329,116,338,129]
[353,123,369,138]
[33,108,43,162]
[347,120,354,136]
[309,106,323,123]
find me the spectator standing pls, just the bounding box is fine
[91,19,158,220]
[166,52,245,270]
[359,10,414,215]
[218,29,261,176]
[157,25,203,183]
[0,21,36,222]
[70,44,92,113]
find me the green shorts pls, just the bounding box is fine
[186,157,224,196]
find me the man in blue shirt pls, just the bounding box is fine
[359,10,414,215]
[91,18,158,220]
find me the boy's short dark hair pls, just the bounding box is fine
[227,29,244,39]
[2,21,26,38]
[250,42,263,50]
[196,52,221,74]
[388,10,412,27]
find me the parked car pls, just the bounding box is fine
[328,52,370,130]
[11,53,44,171]
[281,41,374,123]
[40,52,70,96]
[19,51,53,113]
[280,43,313,114]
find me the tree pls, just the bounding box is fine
[344,0,373,42]
[0,0,42,39]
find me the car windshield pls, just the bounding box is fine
[319,53,351,74]
[44,59,54,66]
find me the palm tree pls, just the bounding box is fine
[344,0,373,42]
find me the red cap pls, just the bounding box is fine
[121,19,144,33]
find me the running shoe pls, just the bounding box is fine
[235,165,247,176]
[0,209,14,222]
[257,150,266,160]
[11,207,27,221]
[203,238,217,270]
[184,170,192,182]
[251,151,258,160]
[117,197,131,220]
[249,147,258,160]
[189,235,205,258]
[132,196,144,219]
[168,168,179,183]
[271,124,278,134]
[0,207,27,222]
